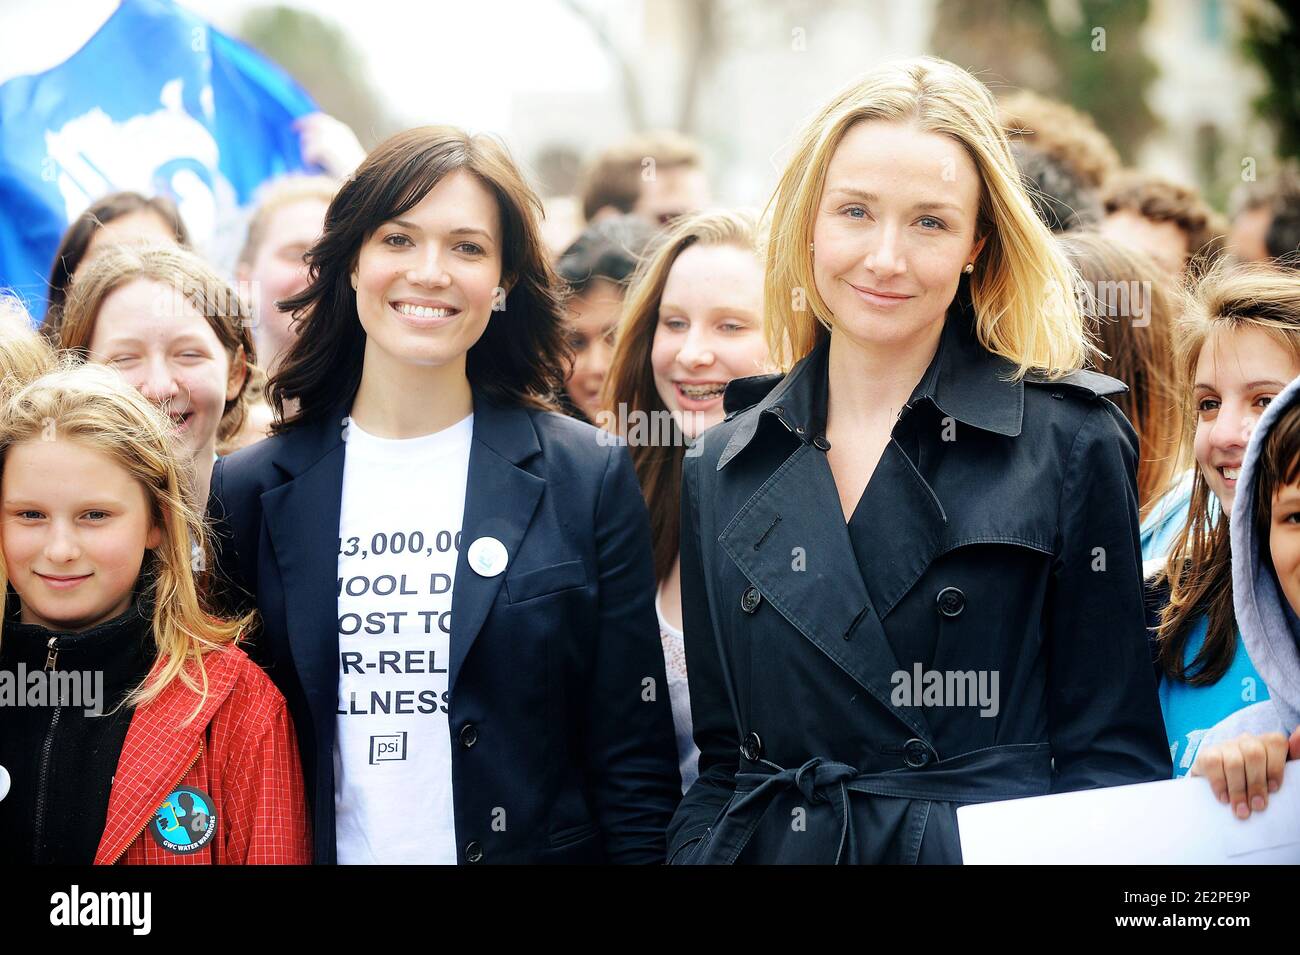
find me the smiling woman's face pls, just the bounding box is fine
[88,278,242,464]
[1193,326,1300,513]
[811,119,985,354]
[350,168,505,376]
[650,242,767,438]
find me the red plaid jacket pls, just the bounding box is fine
[92,644,311,864]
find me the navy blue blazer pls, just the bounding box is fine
[207,389,681,864]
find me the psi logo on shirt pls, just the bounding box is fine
[150,786,217,854]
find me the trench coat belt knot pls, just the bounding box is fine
[693,742,1053,864]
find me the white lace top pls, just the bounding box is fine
[656,590,699,794]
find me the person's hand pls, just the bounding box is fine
[1191,727,1300,818]
[294,112,366,179]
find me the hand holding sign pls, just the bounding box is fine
[1192,726,1300,819]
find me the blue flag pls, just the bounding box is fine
[0,0,319,322]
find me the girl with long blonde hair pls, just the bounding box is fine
[0,363,308,864]
[667,57,1170,865]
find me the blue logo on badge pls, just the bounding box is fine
[150,785,217,853]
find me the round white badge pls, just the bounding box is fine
[468,536,509,578]
[0,764,10,802]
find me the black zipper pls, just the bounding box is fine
[31,636,61,864]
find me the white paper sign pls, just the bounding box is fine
[958,761,1300,864]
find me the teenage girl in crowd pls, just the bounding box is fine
[42,191,189,337]
[555,214,655,424]
[0,363,309,864]
[1189,370,1300,818]
[208,126,680,865]
[55,244,254,507]
[667,56,1170,865]
[1153,265,1300,776]
[600,209,769,792]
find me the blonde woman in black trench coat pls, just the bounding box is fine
[667,57,1172,865]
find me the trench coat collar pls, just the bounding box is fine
[718,293,1023,471]
[256,386,544,738]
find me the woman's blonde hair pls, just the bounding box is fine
[0,362,254,719]
[1158,262,1300,686]
[765,56,1087,376]
[57,244,256,446]
[0,292,55,402]
[599,209,766,581]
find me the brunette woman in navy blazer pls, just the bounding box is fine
[208,127,681,865]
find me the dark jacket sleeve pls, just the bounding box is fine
[666,449,740,862]
[1047,401,1173,791]
[583,443,682,863]
[206,456,262,647]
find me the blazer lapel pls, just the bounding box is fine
[718,442,932,741]
[262,440,347,737]
[447,393,544,694]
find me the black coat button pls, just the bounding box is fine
[936,586,965,617]
[813,435,831,451]
[460,723,478,748]
[740,586,762,614]
[740,732,763,761]
[903,738,933,768]
[465,841,483,863]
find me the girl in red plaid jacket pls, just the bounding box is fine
[0,363,310,864]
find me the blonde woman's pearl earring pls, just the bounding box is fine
[963,262,974,274]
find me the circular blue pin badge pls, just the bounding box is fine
[149,785,217,854]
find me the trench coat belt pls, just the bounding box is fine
[695,742,1053,864]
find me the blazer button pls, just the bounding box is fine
[740,732,763,761]
[740,586,762,614]
[812,435,831,451]
[465,841,483,863]
[459,723,478,748]
[936,586,965,618]
[903,738,933,769]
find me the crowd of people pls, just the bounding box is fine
[1,54,1299,865]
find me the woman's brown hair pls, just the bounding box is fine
[56,244,256,447]
[1059,232,1185,518]
[1158,263,1300,685]
[599,209,765,582]
[270,126,569,429]
[43,191,190,338]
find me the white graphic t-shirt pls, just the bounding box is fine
[333,413,472,864]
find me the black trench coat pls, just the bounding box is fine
[667,302,1172,864]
